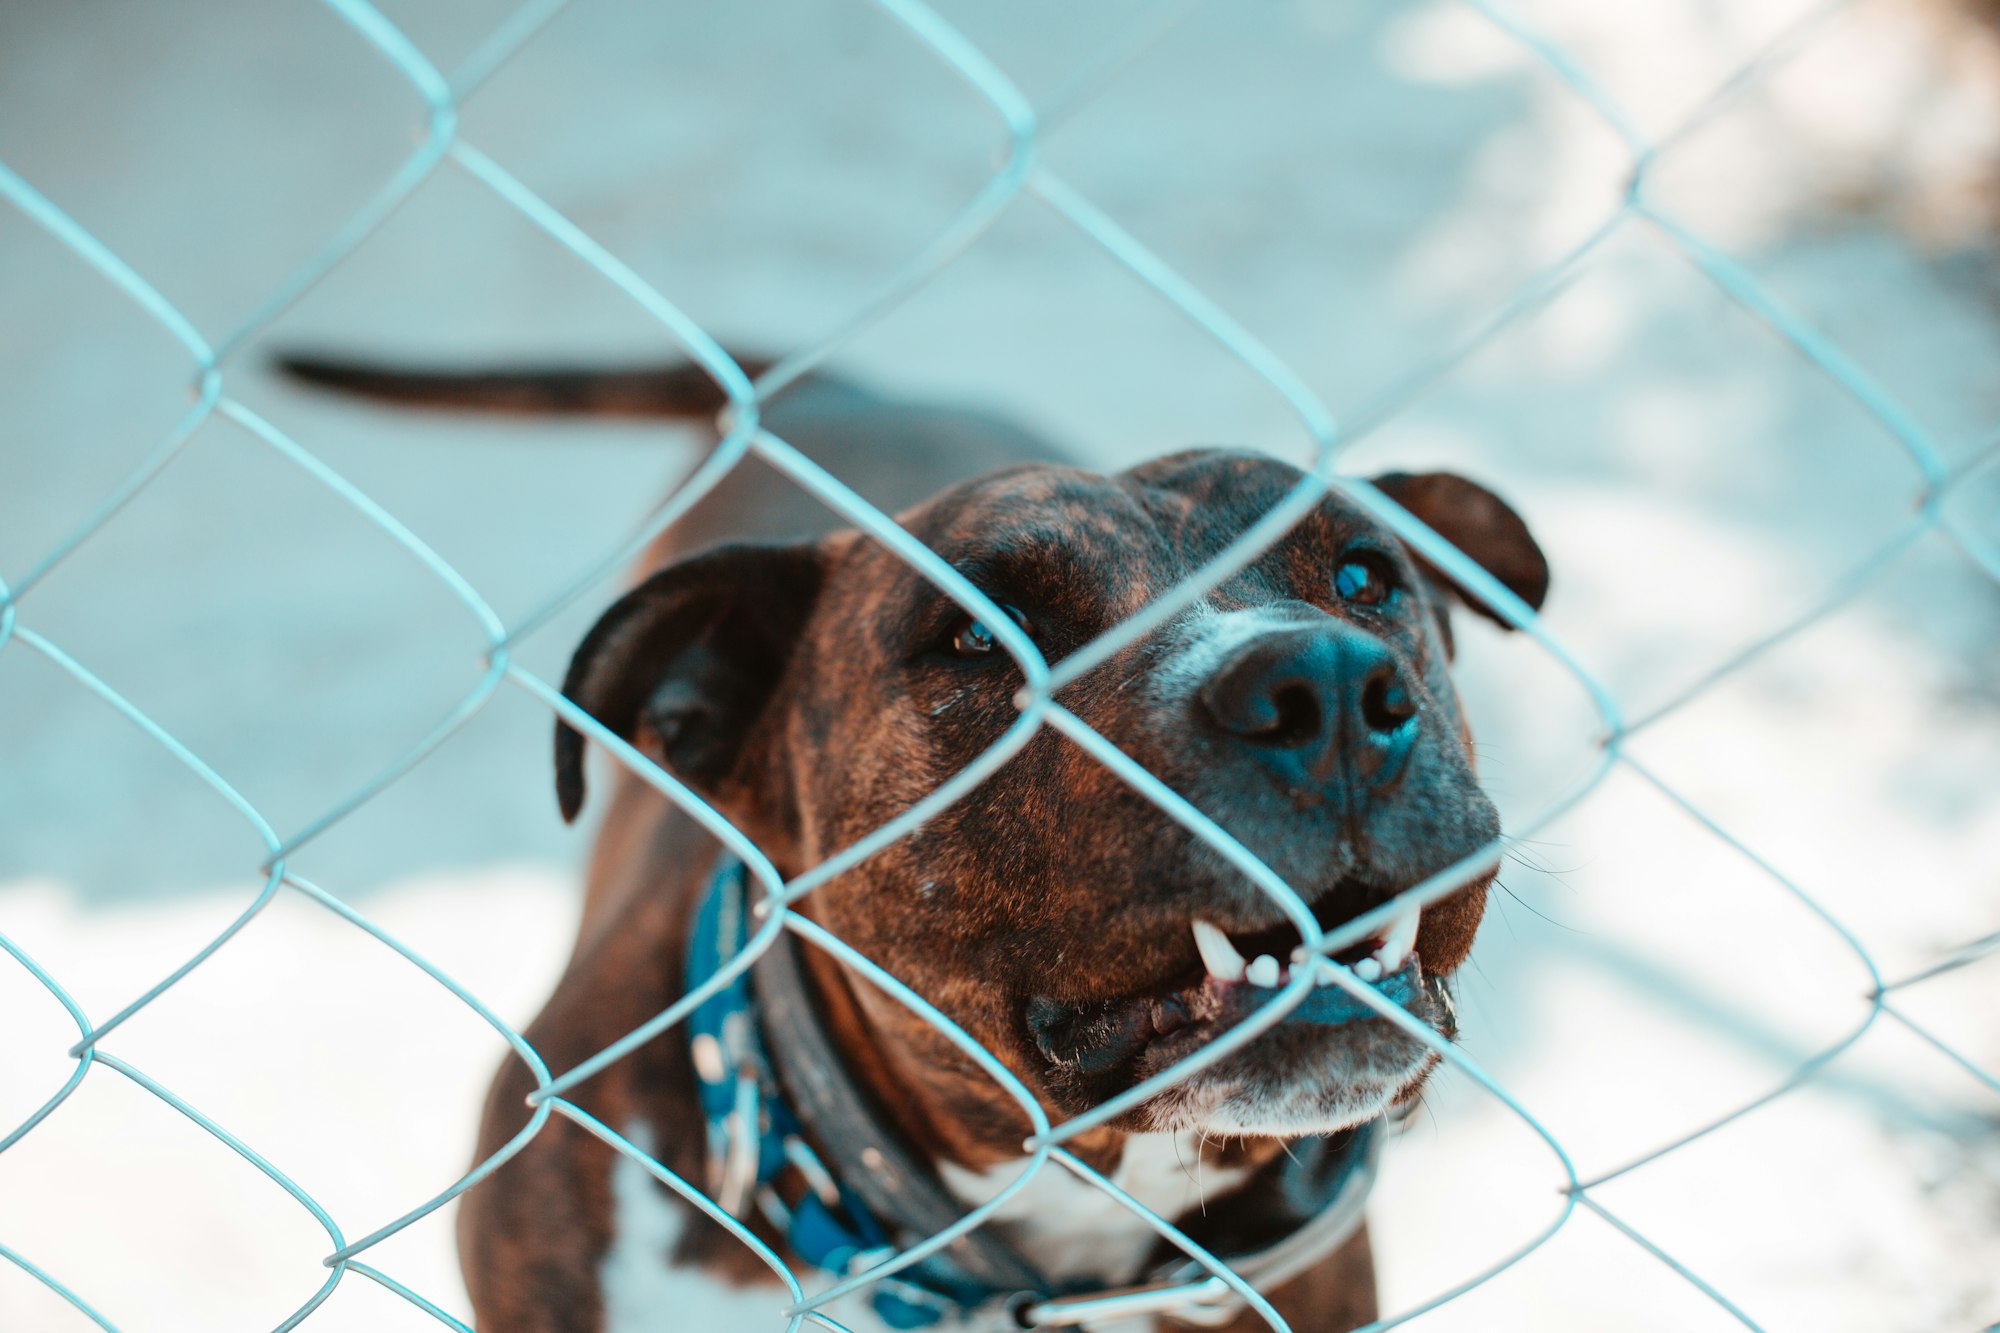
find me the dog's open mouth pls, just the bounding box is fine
[1023,887,1454,1089]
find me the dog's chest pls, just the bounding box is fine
[935,1132,1249,1291]
[599,1127,1240,1333]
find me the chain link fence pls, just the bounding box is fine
[3,0,1997,1329]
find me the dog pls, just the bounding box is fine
[281,352,1548,1333]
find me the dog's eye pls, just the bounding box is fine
[950,604,1030,658]
[1334,554,1396,607]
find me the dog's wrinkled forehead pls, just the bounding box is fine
[836,451,1409,623]
[900,463,1165,607]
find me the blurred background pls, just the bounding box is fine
[2,0,1997,1329]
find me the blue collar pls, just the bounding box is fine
[687,854,1005,1328]
[686,854,1381,1330]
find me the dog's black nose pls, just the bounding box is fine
[1200,621,1417,788]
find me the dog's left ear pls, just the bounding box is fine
[1368,472,1549,629]
[554,542,827,824]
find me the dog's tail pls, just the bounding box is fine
[275,351,782,420]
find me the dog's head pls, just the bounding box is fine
[556,450,1546,1150]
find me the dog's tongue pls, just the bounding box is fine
[1242,963,1421,1026]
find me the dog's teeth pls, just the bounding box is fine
[1192,919,1246,983]
[1373,906,1422,973]
[1245,954,1282,988]
[1353,955,1384,983]
[1314,957,1342,986]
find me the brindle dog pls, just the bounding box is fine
[281,354,1548,1333]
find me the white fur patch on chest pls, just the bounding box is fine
[936,1131,1250,1293]
[599,1125,1237,1332]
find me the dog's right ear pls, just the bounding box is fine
[554,542,826,823]
[1368,471,1549,629]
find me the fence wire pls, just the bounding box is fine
[3,1,1997,1330]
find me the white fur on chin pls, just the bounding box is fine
[1151,1044,1437,1138]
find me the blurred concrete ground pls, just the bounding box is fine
[1,0,1997,1329]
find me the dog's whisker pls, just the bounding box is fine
[1496,879,1588,934]
[1498,840,1585,880]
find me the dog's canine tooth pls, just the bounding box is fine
[1373,906,1421,973]
[1191,919,1246,982]
[1245,954,1282,988]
